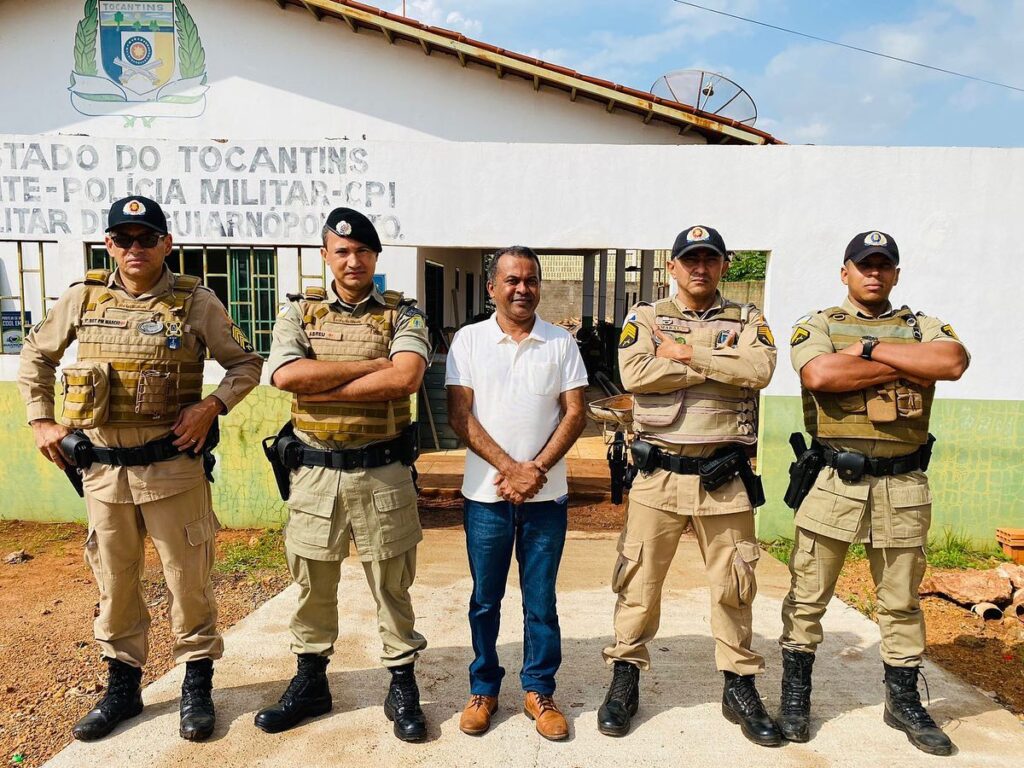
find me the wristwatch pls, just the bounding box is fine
[860,336,879,360]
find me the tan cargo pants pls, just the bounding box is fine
[780,527,927,667]
[83,482,222,667]
[284,461,426,666]
[603,499,764,675]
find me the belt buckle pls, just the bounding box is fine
[834,451,866,483]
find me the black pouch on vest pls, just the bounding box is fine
[698,448,744,491]
[834,451,867,483]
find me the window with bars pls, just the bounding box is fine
[86,244,279,356]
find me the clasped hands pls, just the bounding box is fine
[494,459,548,504]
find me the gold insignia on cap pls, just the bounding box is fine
[687,226,708,242]
[864,231,887,246]
[336,220,353,236]
[124,199,146,216]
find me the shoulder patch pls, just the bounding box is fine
[406,313,426,330]
[940,323,959,340]
[303,286,327,301]
[619,321,639,349]
[382,289,404,308]
[790,327,810,346]
[756,323,775,347]
[172,274,201,293]
[84,268,111,285]
[230,324,255,353]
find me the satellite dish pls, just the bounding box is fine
[651,70,757,126]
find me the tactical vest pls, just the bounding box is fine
[61,269,204,428]
[290,287,412,443]
[802,306,933,444]
[632,299,758,445]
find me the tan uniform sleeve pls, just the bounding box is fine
[688,306,777,390]
[266,302,309,381]
[619,303,707,394]
[17,285,85,423]
[916,313,971,366]
[190,289,263,412]
[390,304,430,361]
[789,311,834,373]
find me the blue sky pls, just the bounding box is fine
[391,0,1024,146]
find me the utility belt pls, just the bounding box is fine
[784,432,935,510]
[58,419,220,497]
[262,423,419,501]
[629,440,766,508]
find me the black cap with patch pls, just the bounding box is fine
[671,225,728,260]
[106,196,168,234]
[324,207,382,252]
[845,231,899,265]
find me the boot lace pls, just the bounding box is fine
[607,666,637,703]
[99,665,139,713]
[892,670,937,729]
[468,694,492,711]
[730,676,768,717]
[531,694,559,716]
[389,674,420,709]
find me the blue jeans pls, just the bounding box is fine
[463,497,568,697]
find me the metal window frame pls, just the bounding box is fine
[0,239,59,353]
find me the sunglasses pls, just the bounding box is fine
[110,232,164,249]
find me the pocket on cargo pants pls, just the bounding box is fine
[722,540,760,609]
[610,536,645,608]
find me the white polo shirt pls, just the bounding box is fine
[444,314,589,503]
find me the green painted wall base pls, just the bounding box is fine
[757,395,1024,547]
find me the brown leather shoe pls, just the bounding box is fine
[524,692,569,741]
[459,694,499,735]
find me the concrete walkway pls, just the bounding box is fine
[46,530,1024,768]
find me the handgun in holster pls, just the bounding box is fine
[199,417,220,483]
[784,432,824,511]
[262,423,302,501]
[700,446,766,508]
[59,430,93,498]
[608,430,634,505]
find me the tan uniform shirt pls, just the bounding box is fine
[789,297,970,545]
[620,293,777,515]
[18,267,264,504]
[266,282,430,561]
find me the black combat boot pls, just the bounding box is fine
[179,659,216,741]
[253,654,332,734]
[597,661,640,737]
[722,671,784,747]
[883,664,954,756]
[384,663,427,742]
[72,658,144,741]
[778,649,814,742]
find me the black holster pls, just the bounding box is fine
[784,432,824,511]
[608,430,632,505]
[59,430,92,497]
[700,446,766,508]
[262,423,299,501]
[201,418,220,483]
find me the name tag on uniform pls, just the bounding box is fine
[82,317,129,328]
[307,330,343,340]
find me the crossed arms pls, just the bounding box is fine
[272,353,426,400]
[447,385,587,504]
[800,340,967,392]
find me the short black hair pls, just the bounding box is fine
[487,245,542,284]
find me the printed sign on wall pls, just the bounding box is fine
[69,0,209,122]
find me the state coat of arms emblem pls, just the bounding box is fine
[69,0,209,121]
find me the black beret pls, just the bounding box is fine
[324,207,382,252]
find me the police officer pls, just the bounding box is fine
[18,196,263,742]
[599,226,782,746]
[778,231,968,755]
[255,208,429,742]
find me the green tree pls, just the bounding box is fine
[114,11,124,27]
[133,19,142,30]
[149,19,158,32]
[723,250,767,282]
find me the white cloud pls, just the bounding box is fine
[388,0,483,36]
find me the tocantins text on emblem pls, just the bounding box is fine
[69,0,209,121]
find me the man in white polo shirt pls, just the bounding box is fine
[446,246,588,741]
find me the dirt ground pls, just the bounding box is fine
[2,502,1021,766]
